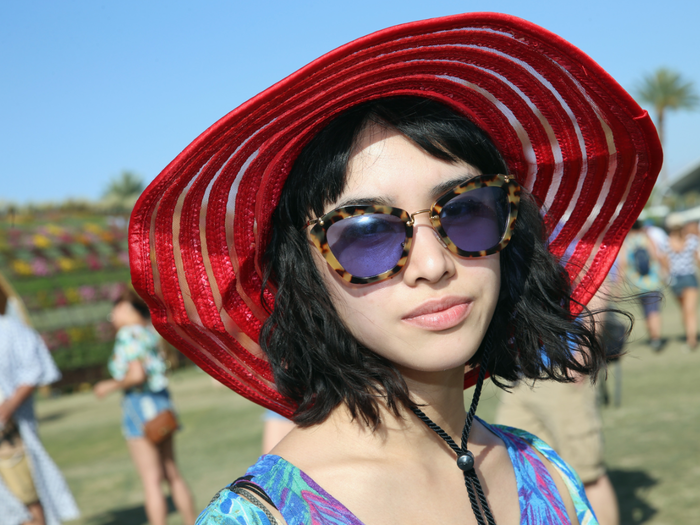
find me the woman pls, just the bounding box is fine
[620,221,665,351]
[661,222,700,350]
[93,289,196,525]
[0,296,80,525]
[128,14,661,525]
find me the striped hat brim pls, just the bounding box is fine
[129,12,661,417]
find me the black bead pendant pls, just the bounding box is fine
[457,451,475,471]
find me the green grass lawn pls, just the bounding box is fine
[36,296,700,525]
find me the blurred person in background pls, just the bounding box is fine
[619,220,665,351]
[496,379,619,525]
[643,219,669,253]
[496,284,621,525]
[261,410,295,454]
[682,219,699,238]
[660,219,700,351]
[0,291,80,525]
[93,288,195,525]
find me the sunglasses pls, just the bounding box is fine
[305,174,521,284]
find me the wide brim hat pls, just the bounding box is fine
[129,12,661,417]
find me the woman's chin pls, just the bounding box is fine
[394,358,476,381]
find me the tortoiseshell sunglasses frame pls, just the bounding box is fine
[305,174,521,285]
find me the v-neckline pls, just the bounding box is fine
[254,417,571,525]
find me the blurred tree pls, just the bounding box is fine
[101,171,144,212]
[59,199,96,214]
[682,190,700,210]
[637,68,698,184]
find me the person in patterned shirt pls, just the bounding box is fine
[660,221,700,351]
[93,288,195,525]
[0,297,79,525]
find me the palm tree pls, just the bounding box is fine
[637,68,698,183]
[101,171,145,212]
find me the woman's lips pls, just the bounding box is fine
[402,299,471,331]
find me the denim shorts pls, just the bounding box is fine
[639,291,662,317]
[670,274,698,297]
[121,389,176,439]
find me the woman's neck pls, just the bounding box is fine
[400,365,470,437]
[273,366,471,463]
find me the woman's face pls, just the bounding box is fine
[310,126,500,377]
[110,300,142,330]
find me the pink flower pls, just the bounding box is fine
[116,251,129,267]
[55,290,68,307]
[96,321,115,342]
[31,257,52,276]
[40,332,58,351]
[55,330,71,347]
[86,253,102,270]
[103,282,126,302]
[79,285,97,302]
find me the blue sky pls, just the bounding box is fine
[2,0,698,203]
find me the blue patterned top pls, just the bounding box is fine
[625,233,662,292]
[197,417,597,524]
[108,324,168,392]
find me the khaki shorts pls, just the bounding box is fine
[0,436,39,505]
[495,380,605,484]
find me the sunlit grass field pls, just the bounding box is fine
[36,296,699,525]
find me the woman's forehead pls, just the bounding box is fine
[337,126,480,208]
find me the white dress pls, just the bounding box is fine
[0,315,80,525]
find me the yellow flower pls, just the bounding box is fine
[65,287,81,304]
[67,327,83,343]
[33,234,51,248]
[85,223,102,234]
[37,291,52,308]
[46,225,65,236]
[57,257,76,272]
[12,260,33,276]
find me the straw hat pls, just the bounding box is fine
[129,13,661,415]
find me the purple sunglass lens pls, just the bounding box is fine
[326,214,406,278]
[439,187,508,252]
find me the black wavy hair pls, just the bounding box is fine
[260,97,608,428]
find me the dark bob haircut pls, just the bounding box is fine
[260,97,608,428]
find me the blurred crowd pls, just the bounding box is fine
[620,218,700,353]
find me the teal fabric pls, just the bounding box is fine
[108,324,168,392]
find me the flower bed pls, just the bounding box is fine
[0,216,132,387]
[0,223,128,278]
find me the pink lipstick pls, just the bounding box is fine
[402,298,471,331]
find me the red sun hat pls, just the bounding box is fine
[129,12,661,417]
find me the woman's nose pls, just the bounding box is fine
[401,219,456,285]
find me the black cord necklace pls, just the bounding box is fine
[410,342,496,525]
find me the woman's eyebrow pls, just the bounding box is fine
[430,175,477,199]
[334,195,393,208]
[334,174,477,208]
